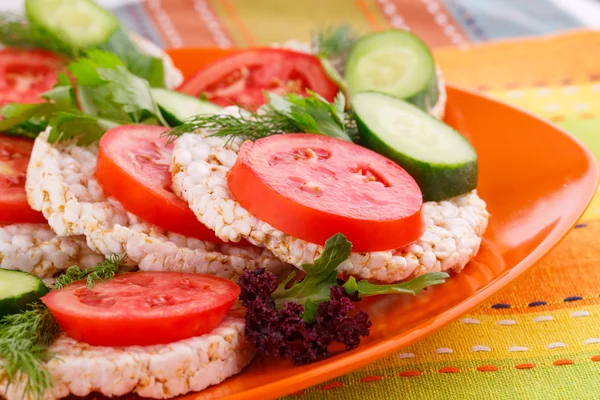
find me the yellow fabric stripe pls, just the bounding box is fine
[352,306,600,371]
[221,0,377,46]
[485,83,600,118]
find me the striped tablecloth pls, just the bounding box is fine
[5,1,600,398]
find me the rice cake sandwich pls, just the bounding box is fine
[26,126,290,280]
[0,261,254,400]
[170,90,487,283]
[0,0,187,279]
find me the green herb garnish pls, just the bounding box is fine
[272,233,448,322]
[0,255,126,398]
[67,49,167,125]
[0,49,167,144]
[0,303,59,399]
[166,90,352,143]
[311,24,358,86]
[312,24,358,60]
[99,28,166,88]
[53,254,127,290]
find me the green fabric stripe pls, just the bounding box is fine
[285,352,600,399]
[555,116,600,160]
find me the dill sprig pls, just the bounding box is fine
[165,91,353,143]
[312,24,358,59]
[0,304,59,399]
[0,254,126,398]
[166,108,300,144]
[310,25,358,96]
[53,254,127,290]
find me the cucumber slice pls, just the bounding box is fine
[151,88,222,126]
[25,0,119,49]
[0,269,49,317]
[353,92,477,201]
[345,30,439,112]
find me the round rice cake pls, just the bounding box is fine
[0,315,254,400]
[25,130,291,280]
[170,125,489,283]
[0,223,103,279]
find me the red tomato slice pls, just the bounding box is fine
[228,134,425,252]
[0,134,46,224]
[42,272,240,346]
[177,48,339,111]
[0,48,64,107]
[95,125,224,243]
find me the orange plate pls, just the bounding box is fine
[115,49,600,400]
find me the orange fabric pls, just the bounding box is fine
[434,29,600,90]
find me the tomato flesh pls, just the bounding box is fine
[0,48,64,107]
[95,125,226,243]
[0,134,46,223]
[228,134,424,252]
[43,272,240,346]
[178,48,339,111]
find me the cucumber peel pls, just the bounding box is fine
[25,0,119,49]
[0,269,49,317]
[345,29,439,113]
[151,88,222,126]
[353,91,477,201]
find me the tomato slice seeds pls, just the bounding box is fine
[95,125,225,243]
[43,272,240,346]
[178,48,339,111]
[228,134,425,252]
[0,134,46,224]
[0,48,64,107]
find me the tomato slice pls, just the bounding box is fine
[0,134,46,223]
[177,48,339,111]
[0,48,64,107]
[228,134,425,252]
[42,272,240,346]
[96,125,225,243]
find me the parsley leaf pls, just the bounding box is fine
[268,91,352,142]
[272,233,351,317]
[40,73,76,109]
[98,66,164,120]
[271,233,449,322]
[343,273,448,296]
[46,111,119,145]
[68,49,167,125]
[68,49,124,85]
[0,102,118,145]
[1,48,168,143]
[100,28,166,88]
[0,103,63,138]
[272,233,352,322]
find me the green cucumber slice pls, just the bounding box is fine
[151,88,222,126]
[353,92,477,201]
[25,0,119,49]
[345,29,439,112]
[0,269,49,317]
